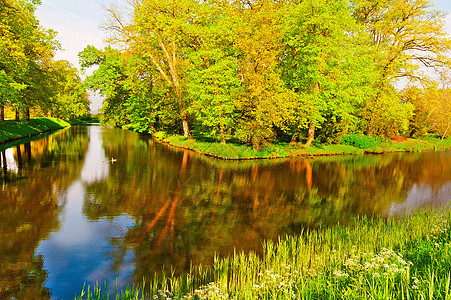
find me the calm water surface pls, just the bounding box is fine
[0,125,450,299]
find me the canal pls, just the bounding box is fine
[0,125,449,299]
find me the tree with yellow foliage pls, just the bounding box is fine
[352,0,451,136]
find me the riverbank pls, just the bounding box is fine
[150,131,451,160]
[0,117,99,145]
[76,208,451,299]
[0,118,71,144]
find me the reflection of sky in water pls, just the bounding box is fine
[389,182,451,214]
[3,125,446,299]
[3,148,18,173]
[37,126,135,300]
[81,126,109,183]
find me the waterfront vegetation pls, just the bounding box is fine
[76,208,451,299]
[0,117,99,144]
[150,131,451,159]
[2,0,451,299]
[0,118,70,144]
[83,0,451,152]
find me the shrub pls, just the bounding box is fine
[341,134,383,149]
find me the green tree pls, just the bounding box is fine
[232,0,296,150]
[0,0,60,121]
[104,0,198,137]
[80,45,166,130]
[19,36,58,120]
[405,84,451,140]
[80,46,130,126]
[352,0,451,136]
[185,0,241,144]
[47,60,90,119]
[0,0,35,121]
[282,0,377,146]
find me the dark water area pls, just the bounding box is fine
[0,125,450,299]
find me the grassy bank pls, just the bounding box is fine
[76,208,451,299]
[66,116,100,125]
[0,117,99,144]
[0,118,71,144]
[151,131,451,160]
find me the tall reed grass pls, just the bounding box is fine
[76,208,451,299]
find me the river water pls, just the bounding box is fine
[0,125,450,299]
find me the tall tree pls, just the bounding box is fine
[0,0,34,120]
[232,0,296,150]
[46,60,90,119]
[185,0,241,144]
[405,83,451,140]
[80,45,162,130]
[104,0,198,137]
[352,0,451,135]
[79,46,130,127]
[282,0,377,146]
[0,0,59,121]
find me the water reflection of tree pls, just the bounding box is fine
[82,131,451,287]
[0,126,90,299]
[310,152,451,216]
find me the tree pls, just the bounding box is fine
[430,89,451,140]
[185,0,241,144]
[231,0,296,150]
[405,83,451,140]
[0,0,34,121]
[79,46,130,127]
[19,38,57,121]
[282,0,377,146]
[80,45,165,130]
[104,0,199,137]
[46,60,90,119]
[0,0,60,121]
[352,0,451,135]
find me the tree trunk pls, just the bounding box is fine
[252,135,261,151]
[15,108,19,121]
[182,117,190,137]
[442,122,450,141]
[1,105,4,122]
[26,108,30,121]
[305,121,315,147]
[219,123,226,144]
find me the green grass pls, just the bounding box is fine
[0,118,71,144]
[66,117,100,125]
[0,117,99,144]
[75,208,451,299]
[151,131,450,160]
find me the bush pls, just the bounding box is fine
[341,134,383,149]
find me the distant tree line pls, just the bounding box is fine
[0,0,90,122]
[79,0,451,149]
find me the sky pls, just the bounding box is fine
[35,0,115,113]
[35,0,451,113]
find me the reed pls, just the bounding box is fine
[75,208,451,299]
